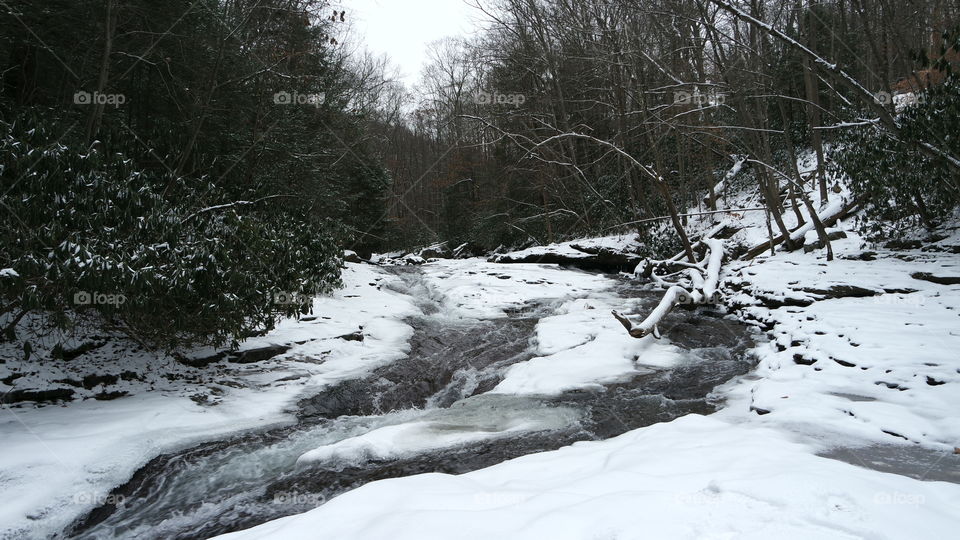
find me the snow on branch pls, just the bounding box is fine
[613,239,725,339]
[180,195,295,224]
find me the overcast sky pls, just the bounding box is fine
[342,0,482,88]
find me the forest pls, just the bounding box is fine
[2,0,958,350]
[3,2,960,539]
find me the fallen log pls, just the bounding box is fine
[614,239,724,339]
[742,197,859,260]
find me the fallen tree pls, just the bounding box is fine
[613,238,725,339]
[742,196,860,260]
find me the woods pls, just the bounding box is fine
[0,0,391,347]
[381,0,960,253]
[2,0,959,349]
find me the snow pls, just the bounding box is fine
[0,259,622,538]
[6,160,960,540]
[418,259,613,319]
[0,268,18,278]
[212,150,959,540]
[491,296,683,395]
[213,414,960,540]
[489,233,640,263]
[0,263,422,539]
[720,235,960,450]
[296,395,581,468]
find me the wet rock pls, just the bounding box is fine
[755,295,814,309]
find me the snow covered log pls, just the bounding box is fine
[743,197,859,260]
[613,239,724,339]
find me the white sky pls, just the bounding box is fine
[341,0,482,88]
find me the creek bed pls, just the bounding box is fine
[66,267,755,540]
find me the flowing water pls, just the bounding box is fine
[66,266,756,540]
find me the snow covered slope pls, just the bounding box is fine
[215,414,960,540]
[213,155,960,540]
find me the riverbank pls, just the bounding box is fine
[0,262,627,538]
[211,228,960,539]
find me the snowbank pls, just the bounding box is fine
[214,414,960,540]
[0,263,421,539]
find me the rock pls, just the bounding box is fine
[884,238,923,250]
[336,330,364,342]
[177,350,228,368]
[343,250,363,263]
[793,354,817,365]
[94,390,129,400]
[1,388,75,404]
[798,284,879,299]
[52,341,104,361]
[82,373,119,390]
[843,251,877,261]
[492,248,644,272]
[452,242,487,258]
[802,230,847,252]
[418,243,451,259]
[229,344,290,364]
[911,272,960,285]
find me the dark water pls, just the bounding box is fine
[65,267,755,540]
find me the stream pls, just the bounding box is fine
[65,266,756,540]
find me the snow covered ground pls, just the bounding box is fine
[0,261,622,539]
[0,264,423,538]
[215,231,960,540]
[216,415,959,540]
[213,160,960,540]
[5,162,960,539]
[486,233,642,263]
